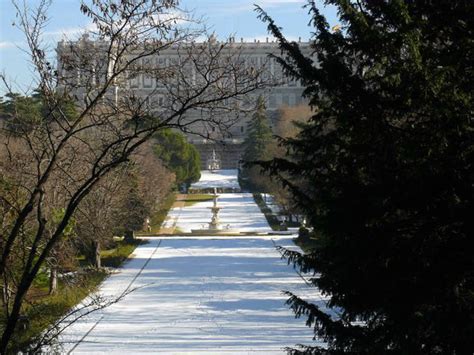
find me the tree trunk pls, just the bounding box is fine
[49,267,57,295]
[0,276,32,354]
[94,241,101,269]
[124,230,135,243]
[2,277,9,317]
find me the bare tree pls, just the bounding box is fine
[74,165,127,269]
[270,103,314,220]
[274,104,313,139]
[74,142,174,268]
[0,0,267,351]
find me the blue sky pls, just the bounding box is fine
[0,0,338,95]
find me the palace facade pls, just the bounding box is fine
[57,35,312,168]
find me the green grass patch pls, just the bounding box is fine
[3,239,144,353]
[182,194,214,206]
[101,239,143,268]
[141,192,176,234]
[5,269,108,353]
[173,227,184,234]
[31,269,51,292]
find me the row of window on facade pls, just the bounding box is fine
[142,92,302,111]
[58,67,300,89]
[128,56,295,88]
[58,54,301,88]
[124,55,280,70]
[127,74,300,90]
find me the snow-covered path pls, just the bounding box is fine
[59,237,319,353]
[163,193,272,233]
[189,169,240,190]
[58,170,320,353]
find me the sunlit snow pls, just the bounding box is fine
[163,192,272,233]
[57,170,321,353]
[190,169,240,190]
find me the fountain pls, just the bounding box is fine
[191,188,238,235]
[207,149,221,172]
[208,191,221,231]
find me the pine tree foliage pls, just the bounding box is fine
[243,96,274,163]
[242,96,276,191]
[257,1,474,353]
[152,129,201,187]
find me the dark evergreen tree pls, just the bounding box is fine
[0,91,77,134]
[242,95,275,191]
[152,129,201,188]
[243,96,273,163]
[0,93,42,134]
[257,1,474,354]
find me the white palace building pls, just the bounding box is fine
[57,35,312,168]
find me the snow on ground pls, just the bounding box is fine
[163,193,272,233]
[58,237,322,354]
[190,169,240,190]
[57,169,322,353]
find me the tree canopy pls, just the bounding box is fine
[243,96,273,163]
[241,96,276,191]
[257,0,474,353]
[152,129,201,188]
[0,91,77,134]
